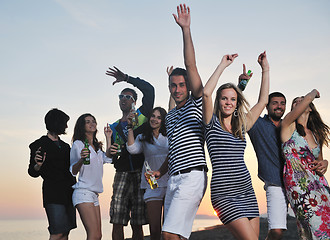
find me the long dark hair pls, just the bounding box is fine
[141,107,167,144]
[72,113,102,151]
[214,83,250,140]
[292,97,330,147]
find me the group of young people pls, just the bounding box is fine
[28,3,330,240]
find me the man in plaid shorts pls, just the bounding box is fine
[106,66,155,240]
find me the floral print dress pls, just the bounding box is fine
[283,130,330,239]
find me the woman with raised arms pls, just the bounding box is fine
[281,90,330,239]
[202,52,269,240]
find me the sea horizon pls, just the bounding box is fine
[0,215,221,240]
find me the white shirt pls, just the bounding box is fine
[70,140,112,193]
[126,133,169,189]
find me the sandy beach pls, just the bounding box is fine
[127,216,299,240]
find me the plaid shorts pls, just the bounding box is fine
[110,171,147,226]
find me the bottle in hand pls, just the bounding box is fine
[238,70,252,91]
[131,103,139,127]
[83,139,90,165]
[144,161,158,189]
[115,134,122,156]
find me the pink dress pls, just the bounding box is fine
[283,130,330,239]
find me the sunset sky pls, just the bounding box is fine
[1,0,330,222]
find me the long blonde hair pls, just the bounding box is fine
[214,83,250,140]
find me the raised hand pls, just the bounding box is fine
[105,66,128,85]
[313,89,320,98]
[173,4,190,29]
[257,51,269,71]
[104,124,113,139]
[166,66,174,76]
[238,64,253,84]
[220,54,238,68]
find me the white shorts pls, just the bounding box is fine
[162,170,207,239]
[144,187,167,202]
[72,188,99,207]
[265,184,288,230]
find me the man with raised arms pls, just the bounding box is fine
[153,4,207,240]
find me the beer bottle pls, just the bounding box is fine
[144,161,158,189]
[131,103,139,127]
[83,139,90,165]
[238,70,252,91]
[115,134,122,156]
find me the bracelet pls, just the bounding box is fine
[125,74,129,82]
[127,124,133,129]
[262,70,270,73]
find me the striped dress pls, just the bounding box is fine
[205,114,259,224]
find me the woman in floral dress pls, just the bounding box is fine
[281,89,330,239]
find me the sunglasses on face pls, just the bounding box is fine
[119,94,135,101]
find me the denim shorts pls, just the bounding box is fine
[44,203,76,234]
[72,188,99,207]
[143,187,167,202]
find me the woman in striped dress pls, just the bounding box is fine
[202,52,269,240]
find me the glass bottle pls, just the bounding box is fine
[238,70,252,91]
[83,139,90,165]
[131,103,139,127]
[144,161,158,189]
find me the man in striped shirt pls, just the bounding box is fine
[153,4,207,240]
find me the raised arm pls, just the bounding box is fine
[106,66,155,116]
[202,54,238,124]
[246,51,270,131]
[173,4,203,98]
[167,66,176,111]
[281,89,320,143]
[104,124,113,158]
[106,66,129,85]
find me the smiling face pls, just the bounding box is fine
[84,116,97,134]
[149,109,162,130]
[267,96,286,121]
[119,91,135,112]
[169,75,189,108]
[218,88,237,117]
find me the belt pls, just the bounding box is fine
[172,165,208,176]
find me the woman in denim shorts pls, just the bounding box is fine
[126,107,169,240]
[70,113,112,240]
